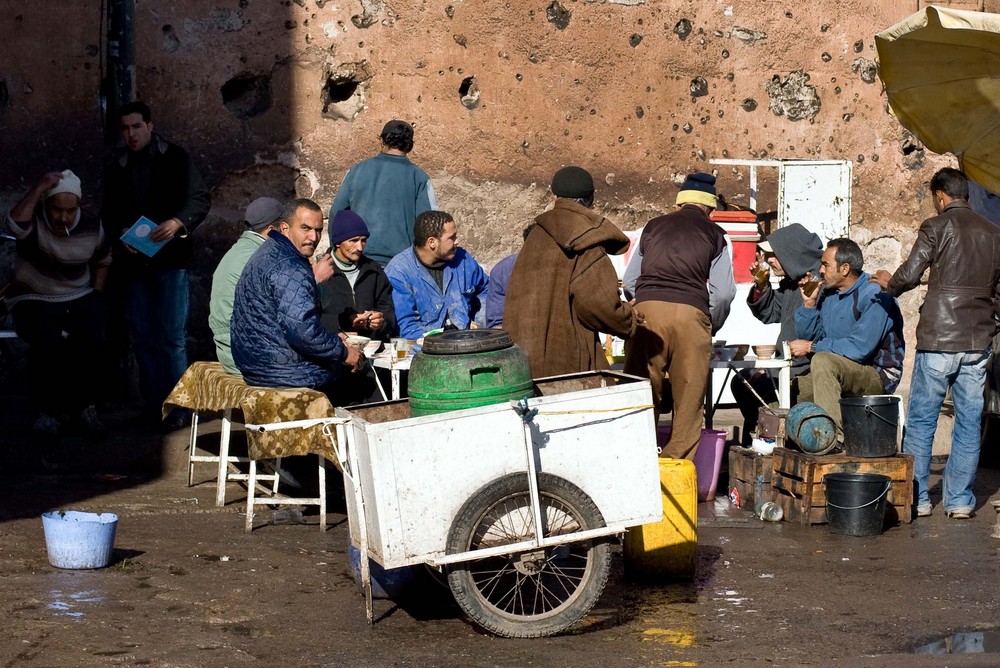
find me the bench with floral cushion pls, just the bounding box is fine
[164,361,339,531]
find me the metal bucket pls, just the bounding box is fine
[786,402,838,455]
[41,511,118,569]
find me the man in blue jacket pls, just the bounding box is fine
[385,210,489,340]
[231,198,361,390]
[329,120,436,266]
[788,238,904,435]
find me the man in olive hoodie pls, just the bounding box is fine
[505,166,640,378]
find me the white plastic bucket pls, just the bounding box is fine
[41,511,118,569]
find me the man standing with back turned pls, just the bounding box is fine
[872,167,1000,519]
[624,172,736,460]
[330,120,437,266]
[505,166,639,378]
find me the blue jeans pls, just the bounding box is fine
[126,269,190,412]
[903,349,990,513]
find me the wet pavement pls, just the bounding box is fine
[2,396,1000,667]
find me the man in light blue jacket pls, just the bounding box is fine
[385,210,489,339]
[789,238,904,434]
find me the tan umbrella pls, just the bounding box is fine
[876,5,1000,194]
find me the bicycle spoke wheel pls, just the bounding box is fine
[446,473,612,638]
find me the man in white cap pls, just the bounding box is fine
[3,171,112,436]
[209,197,285,376]
[624,172,736,460]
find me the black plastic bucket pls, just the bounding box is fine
[840,396,899,458]
[823,472,891,536]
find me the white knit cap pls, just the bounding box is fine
[46,170,82,200]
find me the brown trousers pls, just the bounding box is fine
[794,351,884,436]
[624,301,712,460]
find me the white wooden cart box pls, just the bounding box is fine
[334,371,662,570]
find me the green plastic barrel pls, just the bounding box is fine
[408,329,534,416]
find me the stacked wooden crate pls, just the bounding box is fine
[770,448,914,525]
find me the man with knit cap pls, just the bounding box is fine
[330,120,437,266]
[505,166,640,378]
[318,210,396,404]
[624,172,736,460]
[209,197,284,376]
[3,170,111,435]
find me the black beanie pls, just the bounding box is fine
[551,166,595,199]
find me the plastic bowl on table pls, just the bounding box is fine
[712,345,740,362]
[752,345,776,359]
[345,334,372,349]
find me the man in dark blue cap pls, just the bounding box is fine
[624,172,736,460]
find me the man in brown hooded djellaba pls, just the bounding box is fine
[504,165,641,378]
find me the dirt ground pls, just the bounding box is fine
[2,393,1000,668]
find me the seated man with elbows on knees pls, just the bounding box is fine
[788,238,905,437]
[385,210,489,340]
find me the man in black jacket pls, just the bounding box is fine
[873,167,1000,520]
[102,101,210,428]
[318,210,396,404]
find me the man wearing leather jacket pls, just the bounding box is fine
[873,167,1000,520]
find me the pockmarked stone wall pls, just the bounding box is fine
[3,0,999,401]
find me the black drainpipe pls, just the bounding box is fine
[103,0,135,143]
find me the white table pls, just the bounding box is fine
[371,354,412,400]
[705,356,793,429]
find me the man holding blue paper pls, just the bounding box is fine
[102,101,210,429]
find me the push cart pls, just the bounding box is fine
[328,370,662,638]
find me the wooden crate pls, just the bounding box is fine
[727,446,773,509]
[770,447,914,525]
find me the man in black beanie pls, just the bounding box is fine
[505,165,640,378]
[624,172,736,460]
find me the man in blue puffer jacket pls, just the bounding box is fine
[232,198,362,389]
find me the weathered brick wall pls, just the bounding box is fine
[3,0,999,392]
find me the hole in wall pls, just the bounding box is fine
[321,60,373,121]
[325,79,359,104]
[459,76,480,110]
[221,72,272,119]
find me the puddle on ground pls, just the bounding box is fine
[915,631,1000,654]
[46,588,106,619]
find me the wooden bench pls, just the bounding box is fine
[165,361,340,531]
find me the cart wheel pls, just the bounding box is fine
[445,473,612,638]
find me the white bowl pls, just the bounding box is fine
[345,335,371,349]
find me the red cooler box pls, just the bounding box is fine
[711,210,759,283]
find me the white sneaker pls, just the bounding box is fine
[916,503,932,517]
[33,414,61,435]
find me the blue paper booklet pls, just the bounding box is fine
[120,216,170,257]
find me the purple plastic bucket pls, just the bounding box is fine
[657,427,728,501]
